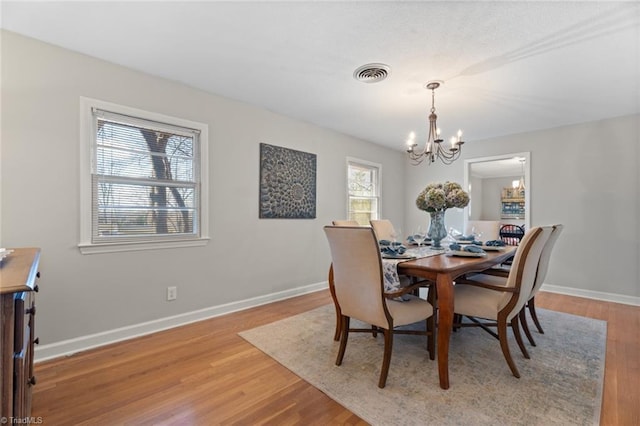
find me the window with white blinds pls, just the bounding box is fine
[79,98,209,253]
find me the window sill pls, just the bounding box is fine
[78,237,210,255]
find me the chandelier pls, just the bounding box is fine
[405,81,465,165]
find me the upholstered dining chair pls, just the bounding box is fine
[328,220,364,340]
[332,220,360,226]
[453,226,552,378]
[324,226,435,388]
[369,219,398,242]
[523,224,563,338]
[475,224,564,346]
[465,220,501,241]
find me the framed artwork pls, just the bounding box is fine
[259,143,317,219]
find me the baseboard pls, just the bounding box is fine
[35,281,328,363]
[541,283,640,306]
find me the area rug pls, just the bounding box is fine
[239,304,606,426]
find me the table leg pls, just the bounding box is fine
[436,273,454,389]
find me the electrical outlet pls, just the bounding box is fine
[167,286,177,301]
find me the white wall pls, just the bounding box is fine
[468,175,483,221]
[405,114,640,300]
[0,31,407,349]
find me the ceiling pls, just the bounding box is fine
[2,1,639,152]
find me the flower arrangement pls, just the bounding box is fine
[416,181,469,212]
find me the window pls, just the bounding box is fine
[79,98,209,254]
[347,159,380,225]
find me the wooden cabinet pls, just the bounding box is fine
[0,248,41,420]
[501,187,525,219]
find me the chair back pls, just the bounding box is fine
[369,219,397,241]
[466,220,500,241]
[324,226,390,328]
[332,220,360,226]
[530,224,564,298]
[500,226,553,320]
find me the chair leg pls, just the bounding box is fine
[378,328,393,388]
[453,313,462,331]
[426,317,435,360]
[498,316,520,378]
[328,265,342,341]
[519,308,536,346]
[336,316,350,366]
[528,297,544,334]
[333,311,342,341]
[511,316,530,359]
[426,284,437,359]
[427,284,437,313]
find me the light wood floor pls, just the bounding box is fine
[32,290,639,425]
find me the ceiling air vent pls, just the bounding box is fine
[353,63,391,83]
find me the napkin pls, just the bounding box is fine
[449,243,485,253]
[464,245,485,253]
[380,240,404,247]
[381,244,407,256]
[485,240,506,247]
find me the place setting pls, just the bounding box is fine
[444,227,508,257]
[379,227,442,260]
[379,240,415,259]
[403,227,450,259]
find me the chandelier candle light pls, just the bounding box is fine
[406,81,465,165]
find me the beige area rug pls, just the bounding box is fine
[239,304,606,425]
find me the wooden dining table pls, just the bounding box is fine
[397,246,517,389]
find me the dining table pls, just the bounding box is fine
[397,246,517,389]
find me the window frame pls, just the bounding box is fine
[346,157,381,225]
[79,97,209,254]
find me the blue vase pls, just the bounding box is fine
[428,210,447,250]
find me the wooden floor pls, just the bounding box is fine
[32,290,639,425]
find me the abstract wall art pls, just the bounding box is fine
[259,143,317,219]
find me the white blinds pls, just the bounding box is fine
[91,108,200,242]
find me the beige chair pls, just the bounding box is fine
[369,219,398,241]
[453,226,552,378]
[332,220,360,226]
[324,226,435,388]
[477,224,564,346]
[525,224,563,337]
[328,219,364,341]
[465,220,501,241]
